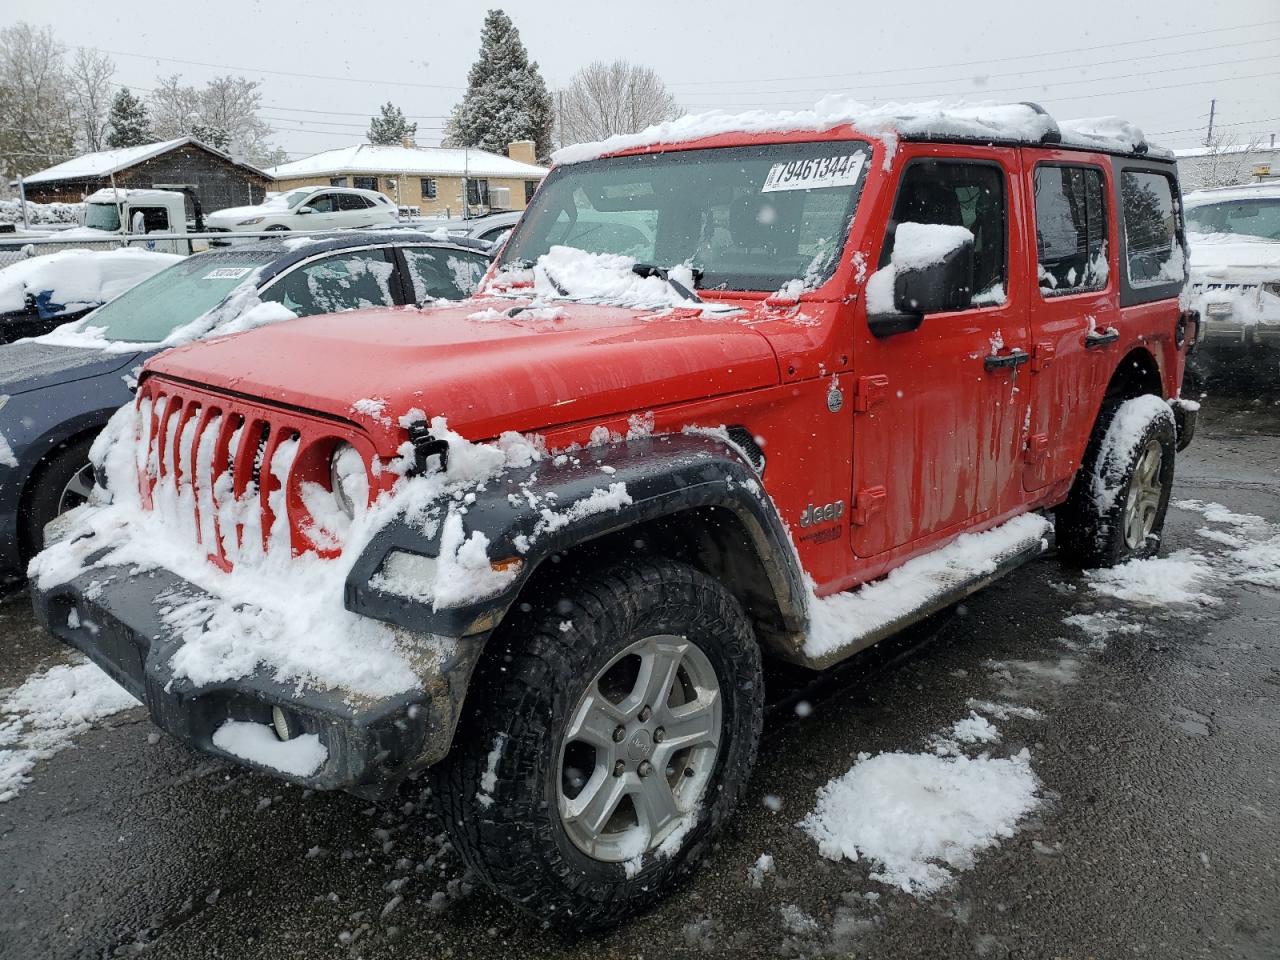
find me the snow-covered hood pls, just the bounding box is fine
[205,201,289,225]
[0,341,141,396]
[1187,232,1280,286]
[142,299,781,448]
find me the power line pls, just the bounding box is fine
[85,46,465,91]
[679,65,1280,111]
[668,18,1280,86]
[678,53,1280,103]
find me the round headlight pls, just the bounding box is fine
[330,443,360,519]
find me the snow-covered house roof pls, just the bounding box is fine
[552,98,1171,165]
[1173,142,1280,160]
[13,137,270,186]
[265,144,549,181]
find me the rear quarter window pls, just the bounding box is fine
[1121,170,1183,287]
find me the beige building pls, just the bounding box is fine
[265,140,548,217]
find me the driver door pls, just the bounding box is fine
[299,193,341,230]
[850,148,1032,558]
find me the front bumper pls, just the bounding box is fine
[32,561,485,796]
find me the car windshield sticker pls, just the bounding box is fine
[201,267,254,281]
[761,153,866,193]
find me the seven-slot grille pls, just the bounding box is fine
[136,377,381,569]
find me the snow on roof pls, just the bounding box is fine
[1174,142,1280,160]
[14,137,269,186]
[265,143,549,181]
[1184,181,1280,205]
[551,97,1170,165]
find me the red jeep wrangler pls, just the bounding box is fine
[31,101,1197,930]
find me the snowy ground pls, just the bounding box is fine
[0,391,1278,958]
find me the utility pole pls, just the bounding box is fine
[558,90,564,150]
[1205,98,1217,146]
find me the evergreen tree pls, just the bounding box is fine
[105,87,152,148]
[443,10,553,161]
[367,102,417,145]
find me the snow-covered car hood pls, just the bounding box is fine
[142,298,781,449]
[1187,232,1280,285]
[205,203,288,226]
[0,341,141,396]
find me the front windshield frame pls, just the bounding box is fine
[500,139,873,293]
[1185,198,1280,241]
[72,251,276,344]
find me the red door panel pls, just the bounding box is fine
[850,145,1032,559]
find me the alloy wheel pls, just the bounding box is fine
[556,634,722,863]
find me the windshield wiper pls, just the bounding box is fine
[632,263,703,303]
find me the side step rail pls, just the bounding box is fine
[797,513,1051,670]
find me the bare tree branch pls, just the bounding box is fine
[68,47,116,152]
[556,60,682,147]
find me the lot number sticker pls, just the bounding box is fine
[201,267,253,281]
[761,153,865,193]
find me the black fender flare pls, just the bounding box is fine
[344,432,808,641]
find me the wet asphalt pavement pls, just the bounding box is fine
[2,392,1278,960]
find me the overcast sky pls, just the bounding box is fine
[11,0,1280,159]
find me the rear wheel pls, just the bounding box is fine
[1055,396,1177,568]
[431,558,763,932]
[22,437,96,557]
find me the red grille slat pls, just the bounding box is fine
[134,377,385,572]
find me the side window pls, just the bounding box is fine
[1121,171,1182,285]
[1034,164,1109,295]
[421,178,437,200]
[337,193,371,211]
[402,247,489,301]
[260,250,397,317]
[303,194,336,214]
[131,206,170,232]
[882,160,1007,307]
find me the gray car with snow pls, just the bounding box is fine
[0,231,490,592]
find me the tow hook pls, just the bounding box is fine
[406,419,450,475]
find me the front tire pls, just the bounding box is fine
[22,437,96,558]
[1055,395,1177,568]
[431,558,763,932]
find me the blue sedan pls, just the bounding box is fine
[0,231,491,591]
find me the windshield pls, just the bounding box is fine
[284,189,313,208]
[1185,198,1280,241]
[75,252,275,343]
[501,141,871,291]
[84,202,121,232]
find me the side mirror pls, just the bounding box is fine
[867,231,975,339]
[297,206,315,215]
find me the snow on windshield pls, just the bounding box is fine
[31,262,293,353]
[486,245,741,316]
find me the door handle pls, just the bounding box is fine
[983,348,1030,372]
[1084,328,1120,349]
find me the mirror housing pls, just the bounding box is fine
[867,238,976,338]
[297,206,315,215]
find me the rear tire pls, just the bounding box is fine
[1055,396,1176,568]
[430,558,763,932]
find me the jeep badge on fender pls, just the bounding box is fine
[800,500,845,527]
